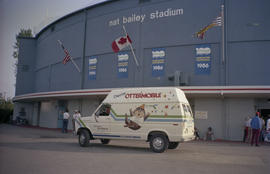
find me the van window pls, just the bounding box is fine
[182,104,192,117]
[182,104,187,114]
[187,105,193,118]
[95,104,111,116]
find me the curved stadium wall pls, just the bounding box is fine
[16,0,270,95]
[14,0,270,140]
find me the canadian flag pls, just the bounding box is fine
[112,35,132,53]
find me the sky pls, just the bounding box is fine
[0,0,106,99]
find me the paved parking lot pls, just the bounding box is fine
[0,124,269,174]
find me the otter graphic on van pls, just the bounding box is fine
[124,104,150,130]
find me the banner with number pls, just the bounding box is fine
[152,48,165,77]
[195,44,211,75]
[88,56,97,80]
[117,52,129,78]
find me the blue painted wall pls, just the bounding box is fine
[16,38,36,95]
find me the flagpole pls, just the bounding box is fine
[221,5,225,64]
[122,25,139,67]
[69,55,81,73]
[57,40,81,73]
[221,4,227,86]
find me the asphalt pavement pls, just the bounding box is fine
[0,124,269,174]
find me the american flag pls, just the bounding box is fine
[59,41,71,64]
[57,40,81,72]
[62,49,71,64]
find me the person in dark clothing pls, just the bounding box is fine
[250,112,262,146]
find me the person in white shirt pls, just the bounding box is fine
[72,110,81,134]
[265,115,270,142]
[243,117,251,143]
[62,109,70,133]
[267,115,270,131]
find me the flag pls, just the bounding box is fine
[195,15,222,39]
[112,35,132,53]
[58,40,71,64]
[62,49,71,64]
[57,40,81,72]
[59,41,71,64]
[195,23,216,39]
[212,15,222,26]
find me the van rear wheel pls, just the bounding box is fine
[168,142,179,149]
[100,139,110,144]
[150,134,168,153]
[78,129,90,147]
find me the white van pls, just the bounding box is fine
[75,87,194,152]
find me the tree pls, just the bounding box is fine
[13,29,33,78]
[0,98,13,123]
[13,28,33,59]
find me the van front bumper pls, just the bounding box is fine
[179,135,195,142]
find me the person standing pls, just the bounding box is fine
[62,109,70,133]
[265,115,270,142]
[205,127,214,141]
[194,127,200,140]
[267,115,270,131]
[250,112,262,146]
[72,110,81,134]
[259,116,265,142]
[243,117,251,143]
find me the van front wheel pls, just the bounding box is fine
[78,129,90,147]
[150,134,168,153]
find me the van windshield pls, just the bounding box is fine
[187,105,193,118]
[182,104,192,117]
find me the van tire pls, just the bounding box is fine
[100,139,110,144]
[168,142,179,149]
[78,129,90,147]
[150,134,168,153]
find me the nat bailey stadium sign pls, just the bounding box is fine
[108,8,184,27]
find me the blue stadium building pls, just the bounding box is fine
[14,0,270,140]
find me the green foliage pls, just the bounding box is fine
[0,98,14,123]
[13,28,33,59]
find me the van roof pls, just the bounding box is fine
[103,87,189,103]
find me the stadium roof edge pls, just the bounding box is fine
[13,86,270,102]
[35,0,116,38]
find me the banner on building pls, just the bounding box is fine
[152,48,165,77]
[117,52,129,78]
[88,56,97,80]
[195,111,208,119]
[195,44,211,75]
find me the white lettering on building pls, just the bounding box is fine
[108,8,184,27]
[153,65,163,71]
[197,63,209,69]
[196,47,211,55]
[150,8,183,20]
